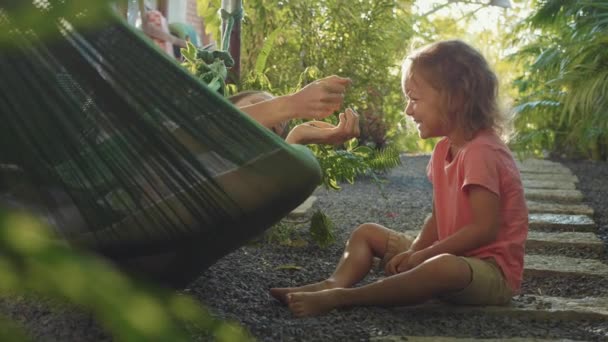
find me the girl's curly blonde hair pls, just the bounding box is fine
[402,40,504,140]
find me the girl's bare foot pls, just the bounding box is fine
[287,289,341,317]
[270,279,338,304]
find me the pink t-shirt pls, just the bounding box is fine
[427,130,528,292]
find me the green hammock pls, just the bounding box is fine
[0,2,321,288]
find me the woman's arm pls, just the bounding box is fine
[238,75,351,128]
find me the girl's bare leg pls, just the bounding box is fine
[270,223,396,303]
[287,253,472,317]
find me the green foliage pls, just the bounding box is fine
[509,0,608,160]
[195,0,223,43]
[261,213,336,249]
[309,139,401,190]
[0,0,113,45]
[309,210,335,248]
[0,208,252,341]
[0,315,29,342]
[181,42,235,95]
[261,221,303,247]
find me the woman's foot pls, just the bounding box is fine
[270,279,338,304]
[287,289,341,317]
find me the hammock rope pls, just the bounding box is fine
[220,7,243,51]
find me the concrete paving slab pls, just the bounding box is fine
[515,159,564,168]
[525,189,583,204]
[389,295,608,322]
[517,162,573,175]
[373,337,581,342]
[521,172,579,183]
[526,231,604,256]
[288,195,317,218]
[526,201,593,216]
[522,179,576,190]
[529,213,596,232]
[524,254,608,277]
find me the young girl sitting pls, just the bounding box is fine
[270,39,529,317]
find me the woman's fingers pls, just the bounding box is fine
[319,75,352,87]
[342,108,360,139]
[302,76,351,118]
[321,82,349,96]
[306,121,334,129]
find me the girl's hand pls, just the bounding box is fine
[384,250,414,276]
[289,75,352,120]
[400,250,428,272]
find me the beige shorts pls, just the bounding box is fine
[381,231,513,306]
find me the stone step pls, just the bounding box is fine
[522,179,576,190]
[524,254,608,277]
[288,195,317,218]
[525,189,583,204]
[373,337,582,342]
[389,294,608,322]
[529,213,596,232]
[526,231,604,258]
[526,201,594,216]
[406,214,597,241]
[516,158,564,167]
[404,220,600,259]
[516,160,573,175]
[520,172,579,183]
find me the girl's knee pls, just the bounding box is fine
[422,254,471,282]
[351,223,380,240]
[349,223,392,255]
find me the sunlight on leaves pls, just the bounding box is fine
[2,214,50,252]
[123,295,170,335]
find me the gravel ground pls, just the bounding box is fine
[2,154,608,341]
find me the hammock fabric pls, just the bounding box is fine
[0,2,321,288]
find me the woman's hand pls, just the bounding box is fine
[285,108,360,145]
[288,75,352,120]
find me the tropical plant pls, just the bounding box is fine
[180,41,236,95]
[309,210,336,248]
[309,139,402,190]
[509,0,608,160]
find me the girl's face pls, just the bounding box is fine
[402,74,448,139]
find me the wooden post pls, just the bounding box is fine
[221,0,242,85]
